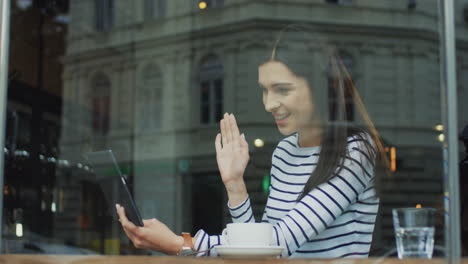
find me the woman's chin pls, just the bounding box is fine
[277,126,295,136]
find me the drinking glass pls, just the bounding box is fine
[392,208,436,259]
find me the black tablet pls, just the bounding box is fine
[85,150,144,227]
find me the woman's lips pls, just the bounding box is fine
[274,114,289,126]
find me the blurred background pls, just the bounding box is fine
[1,0,468,256]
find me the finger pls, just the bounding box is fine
[230,114,241,138]
[220,119,225,146]
[131,236,150,249]
[215,133,222,153]
[221,114,229,145]
[116,204,127,222]
[132,219,158,249]
[240,133,249,149]
[142,219,152,225]
[117,205,138,232]
[142,218,159,227]
[229,114,241,148]
[116,205,138,240]
[116,204,129,223]
[225,114,233,144]
[122,225,137,241]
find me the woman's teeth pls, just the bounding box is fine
[274,114,289,120]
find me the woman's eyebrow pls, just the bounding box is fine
[272,82,293,87]
[258,82,293,88]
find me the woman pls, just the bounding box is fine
[117,25,388,258]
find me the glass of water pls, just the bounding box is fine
[392,208,436,259]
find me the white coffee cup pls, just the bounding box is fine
[222,223,273,246]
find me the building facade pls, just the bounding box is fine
[56,0,468,254]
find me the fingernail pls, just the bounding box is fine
[115,204,120,209]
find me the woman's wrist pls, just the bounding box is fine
[225,180,247,195]
[225,181,248,208]
[192,237,197,249]
[169,235,184,255]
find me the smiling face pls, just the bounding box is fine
[258,61,317,138]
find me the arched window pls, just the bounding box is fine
[145,0,166,19]
[139,64,163,131]
[95,0,114,31]
[199,55,223,125]
[91,73,111,135]
[327,52,355,121]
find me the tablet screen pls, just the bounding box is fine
[85,150,144,227]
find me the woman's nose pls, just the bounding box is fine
[264,94,280,112]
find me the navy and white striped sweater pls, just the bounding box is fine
[194,133,379,258]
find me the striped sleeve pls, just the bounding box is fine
[273,146,375,257]
[228,196,255,223]
[227,147,277,223]
[193,229,225,257]
[193,196,257,256]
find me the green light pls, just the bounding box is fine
[262,174,270,194]
[119,165,130,175]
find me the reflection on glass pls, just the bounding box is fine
[199,55,224,125]
[461,125,468,255]
[95,0,114,32]
[91,73,111,136]
[139,63,163,131]
[2,0,467,258]
[145,0,166,20]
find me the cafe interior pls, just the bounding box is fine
[0,0,467,263]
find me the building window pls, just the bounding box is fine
[95,0,114,31]
[145,0,166,20]
[328,52,355,122]
[91,74,111,135]
[464,4,468,24]
[199,55,223,125]
[139,64,163,131]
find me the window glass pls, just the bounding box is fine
[2,0,466,259]
[139,64,163,131]
[145,0,166,20]
[91,73,111,136]
[328,52,354,121]
[95,0,114,31]
[199,55,223,125]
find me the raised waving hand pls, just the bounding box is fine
[215,113,249,206]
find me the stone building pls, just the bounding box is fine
[57,0,468,254]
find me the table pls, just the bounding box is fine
[0,255,460,264]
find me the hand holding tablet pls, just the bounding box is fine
[85,150,144,227]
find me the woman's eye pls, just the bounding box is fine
[276,87,290,94]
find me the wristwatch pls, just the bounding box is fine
[178,232,196,256]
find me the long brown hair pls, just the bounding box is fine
[267,24,389,200]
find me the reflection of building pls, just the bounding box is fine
[58,0,468,254]
[3,1,68,250]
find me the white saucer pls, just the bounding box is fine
[215,245,284,258]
